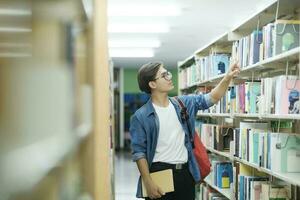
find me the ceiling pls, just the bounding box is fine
[0,0,279,68]
[108,0,276,69]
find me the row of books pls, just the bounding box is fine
[199,155,293,200]
[179,63,198,89]
[179,53,230,88]
[198,75,300,115]
[179,20,299,90]
[232,124,300,173]
[231,20,300,69]
[238,175,290,200]
[197,121,300,173]
[196,123,233,151]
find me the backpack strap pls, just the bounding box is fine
[174,97,195,149]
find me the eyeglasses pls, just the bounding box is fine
[153,71,172,81]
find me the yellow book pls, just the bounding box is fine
[141,169,174,197]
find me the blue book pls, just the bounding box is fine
[212,54,229,76]
[251,30,263,65]
[239,176,245,200]
[217,163,233,188]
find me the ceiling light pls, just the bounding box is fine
[109,48,154,57]
[0,8,31,16]
[108,5,181,17]
[0,27,32,33]
[108,24,169,33]
[108,39,161,48]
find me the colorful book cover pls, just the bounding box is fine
[276,76,300,114]
[249,82,261,114]
[239,83,246,113]
[274,20,300,55]
[213,54,229,76]
[217,162,233,188]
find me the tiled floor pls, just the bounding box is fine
[114,151,140,200]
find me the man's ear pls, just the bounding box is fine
[148,81,156,90]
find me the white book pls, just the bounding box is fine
[269,133,281,172]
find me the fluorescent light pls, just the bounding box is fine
[108,39,161,48]
[0,27,32,33]
[109,48,154,57]
[108,5,181,17]
[108,24,169,33]
[0,8,31,16]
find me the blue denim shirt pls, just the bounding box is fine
[129,94,214,198]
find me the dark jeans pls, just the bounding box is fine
[145,162,195,200]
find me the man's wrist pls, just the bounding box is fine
[142,175,152,183]
[224,73,232,82]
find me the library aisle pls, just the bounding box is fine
[114,152,139,200]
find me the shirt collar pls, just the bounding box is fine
[145,98,155,117]
[145,96,181,117]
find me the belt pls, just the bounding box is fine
[151,162,188,170]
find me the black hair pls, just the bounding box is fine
[137,62,163,94]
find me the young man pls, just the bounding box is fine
[130,61,240,199]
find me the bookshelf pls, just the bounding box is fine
[178,0,300,199]
[197,112,300,120]
[180,47,300,90]
[205,147,300,187]
[204,178,233,199]
[0,0,112,199]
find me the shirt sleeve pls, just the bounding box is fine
[190,92,214,111]
[129,114,147,162]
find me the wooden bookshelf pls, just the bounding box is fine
[0,0,113,199]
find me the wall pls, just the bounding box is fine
[123,68,178,96]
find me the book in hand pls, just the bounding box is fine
[141,169,174,197]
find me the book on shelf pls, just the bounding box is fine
[198,76,300,116]
[238,175,269,200]
[230,20,300,68]
[249,30,263,65]
[273,20,300,56]
[216,162,233,189]
[261,183,291,200]
[198,123,234,151]
[233,123,300,173]
[274,76,300,115]
[193,53,230,83]
[207,157,234,190]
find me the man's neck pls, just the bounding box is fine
[151,92,169,107]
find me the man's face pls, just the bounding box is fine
[150,66,174,93]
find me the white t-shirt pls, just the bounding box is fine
[152,100,188,164]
